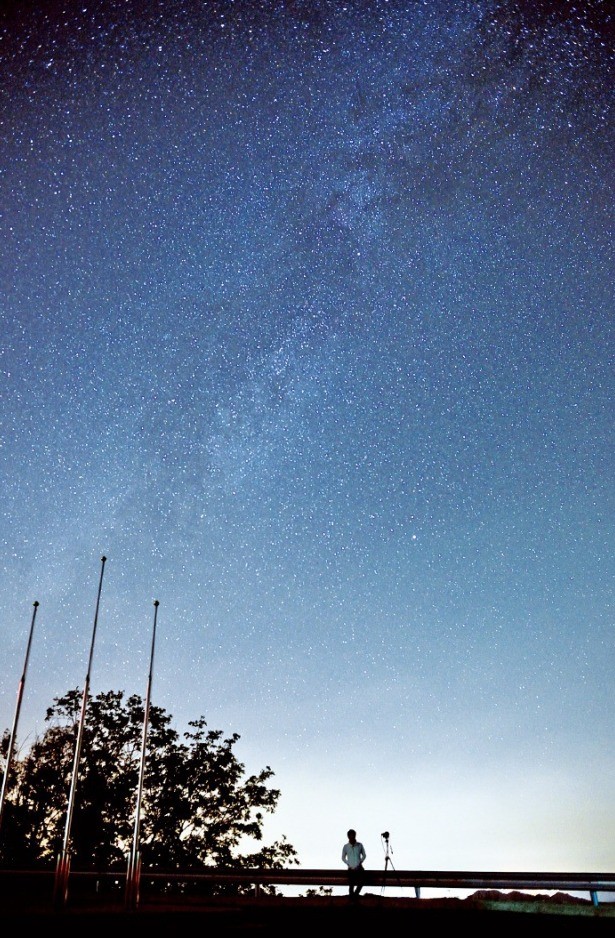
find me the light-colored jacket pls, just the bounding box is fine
[342,841,366,869]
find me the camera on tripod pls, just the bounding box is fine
[381,831,390,840]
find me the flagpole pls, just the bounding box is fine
[54,555,107,908]
[0,601,39,837]
[126,599,159,911]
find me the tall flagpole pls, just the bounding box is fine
[54,555,107,908]
[0,601,39,837]
[125,599,159,911]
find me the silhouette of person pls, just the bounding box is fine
[342,828,366,901]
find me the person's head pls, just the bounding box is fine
[347,829,356,843]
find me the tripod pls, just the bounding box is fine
[380,831,400,896]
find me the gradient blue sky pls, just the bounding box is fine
[1,0,613,889]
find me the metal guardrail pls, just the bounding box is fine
[140,867,615,906]
[2,866,614,908]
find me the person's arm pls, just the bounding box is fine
[342,844,348,866]
[360,843,366,864]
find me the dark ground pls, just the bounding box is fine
[3,892,615,936]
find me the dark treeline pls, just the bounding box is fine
[0,689,297,881]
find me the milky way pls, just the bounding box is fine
[1,1,613,881]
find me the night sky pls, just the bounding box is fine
[1,0,613,886]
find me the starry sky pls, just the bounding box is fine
[1,0,613,889]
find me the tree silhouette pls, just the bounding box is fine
[0,689,298,879]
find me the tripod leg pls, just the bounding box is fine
[380,855,389,896]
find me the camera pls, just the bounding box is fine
[381,831,390,840]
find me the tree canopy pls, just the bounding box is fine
[0,689,298,876]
